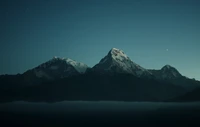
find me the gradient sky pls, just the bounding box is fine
[0,0,200,80]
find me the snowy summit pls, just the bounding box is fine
[92,48,153,77]
[27,57,88,79]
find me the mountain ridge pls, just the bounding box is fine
[0,48,200,102]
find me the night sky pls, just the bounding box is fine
[0,0,200,80]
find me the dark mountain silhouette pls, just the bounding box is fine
[0,48,199,103]
[170,87,200,102]
[0,72,186,103]
[149,65,200,90]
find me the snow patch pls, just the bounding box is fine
[111,48,129,61]
[53,56,58,59]
[64,58,88,73]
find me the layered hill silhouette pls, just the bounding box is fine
[0,48,200,102]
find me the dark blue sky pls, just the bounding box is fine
[0,0,200,80]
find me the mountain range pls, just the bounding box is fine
[0,48,200,102]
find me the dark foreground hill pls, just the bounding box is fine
[0,72,187,103]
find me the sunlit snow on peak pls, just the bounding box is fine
[110,48,129,61]
[94,48,153,77]
[64,58,88,73]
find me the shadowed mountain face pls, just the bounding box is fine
[170,88,200,102]
[0,57,89,89]
[149,65,182,80]
[149,65,200,90]
[0,73,186,103]
[0,48,200,103]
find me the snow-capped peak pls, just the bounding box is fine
[31,56,88,79]
[110,48,129,61]
[43,56,88,73]
[93,48,153,77]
